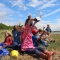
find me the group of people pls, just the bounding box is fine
[0,15,55,60]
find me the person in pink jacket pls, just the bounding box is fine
[20,15,55,60]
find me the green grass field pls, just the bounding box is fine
[0,30,60,60]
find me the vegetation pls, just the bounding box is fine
[0,23,13,30]
[0,30,60,60]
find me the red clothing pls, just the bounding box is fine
[4,37,12,45]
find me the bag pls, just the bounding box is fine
[2,48,9,55]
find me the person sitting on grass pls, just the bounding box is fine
[32,29,49,47]
[12,25,21,50]
[12,25,21,45]
[20,15,55,60]
[40,30,49,47]
[45,32,55,43]
[3,30,12,46]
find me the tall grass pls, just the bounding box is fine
[46,34,60,50]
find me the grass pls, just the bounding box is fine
[46,34,60,50]
[0,30,60,60]
[0,29,12,42]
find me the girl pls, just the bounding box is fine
[20,16,55,60]
[4,31,12,46]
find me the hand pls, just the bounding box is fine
[34,18,40,22]
[4,43,8,45]
[0,46,3,50]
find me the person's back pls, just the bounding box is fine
[12,25,21,44]
[13,30,20,44]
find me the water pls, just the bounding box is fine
[52,32,60,34]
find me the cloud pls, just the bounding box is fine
[36,16,41,20]
[0,3,5,7]
[35,18,60,31]
[38,0,56,10]
[1,19,25,26]
[0,11,7,18]
[0,3,17,23]
[0,3,15,17]
[43,8,60,17]
[7,0,28,10]
[27,0,57,9]
[27,0,42,7]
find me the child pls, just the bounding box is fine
[4,30,12,46]
[32,29,39,47]
[40,31,49,46]
[12,25,21,50]
[20,16,55,60]
[45,32,55,43]
[12,25,20,45]
[38,29,49,47]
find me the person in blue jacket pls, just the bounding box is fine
[32,29,49,47]
[12,25,21,50]
[46,24,52,33]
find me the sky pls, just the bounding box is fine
[0,0,60,31]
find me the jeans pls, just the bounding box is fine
[5,42,21,50]
[25,46,45,57]
[40,40,49,47]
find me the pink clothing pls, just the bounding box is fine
[21,24,35,51]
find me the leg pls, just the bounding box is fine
[40,40,49,47]
[25,48,48,60]
[35,47,55,60]
[35,46,45,52]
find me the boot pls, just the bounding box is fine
[44,50,55,60]
[40,52,48,60]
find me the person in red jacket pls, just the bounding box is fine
[4,30,12,46]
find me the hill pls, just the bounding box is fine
[0,23,13,30]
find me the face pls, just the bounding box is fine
[20,26,25,33]
[16,26,20,31]
[40,31,43,34]
[14,26,18,30]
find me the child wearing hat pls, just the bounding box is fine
[32,29,49,47]
[32,29,39,47]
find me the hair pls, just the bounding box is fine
[38,29,43,32]
[12,25,17,34]
[47,24,50,27]
[25,15,31,26]
[25,19,29,26]
[5,30,12,37]
[13,25,16,31]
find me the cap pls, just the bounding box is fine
[32,29,38,35]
